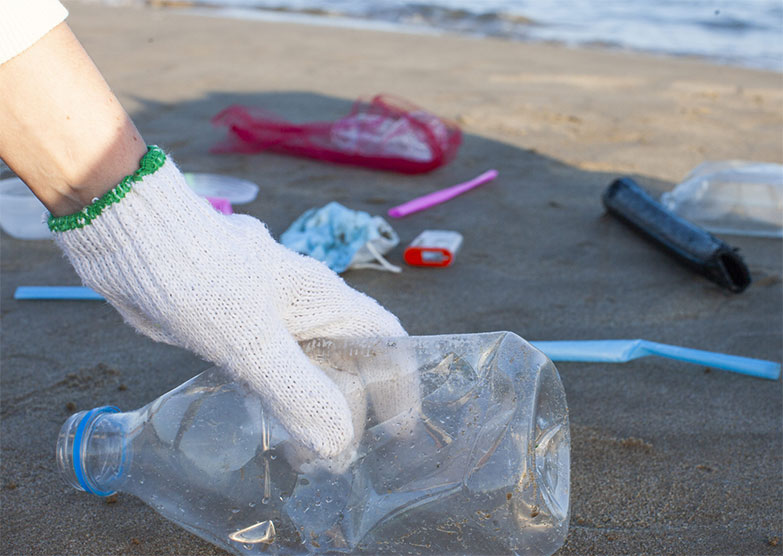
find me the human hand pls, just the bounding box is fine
[51,146,414,459]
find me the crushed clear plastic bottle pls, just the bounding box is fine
[56,332,570,555]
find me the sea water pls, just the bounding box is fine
[90,0,783,71]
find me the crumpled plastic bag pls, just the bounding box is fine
[661,161,783,238]
[211,95,461,174]
[280,202,401,273]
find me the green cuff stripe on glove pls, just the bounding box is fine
[48,145,166,232]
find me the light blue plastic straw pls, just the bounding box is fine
[11,287,781,381]
[532,339,781,380]
[14,286,105,301]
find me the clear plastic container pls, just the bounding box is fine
[56,332,570,555]
[661,161,783,238]
[0,177,51,239]
[183,173,260,205]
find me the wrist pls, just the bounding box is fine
[48,145,166,231]
[57,139,149,215]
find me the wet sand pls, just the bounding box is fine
[1,3,781,555]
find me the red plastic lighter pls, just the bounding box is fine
[403,230,463,267]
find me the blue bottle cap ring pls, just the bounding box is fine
[72,405,121,497]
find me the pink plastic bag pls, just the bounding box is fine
[211,95,461,174]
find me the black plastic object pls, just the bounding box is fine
[602,177,751,293]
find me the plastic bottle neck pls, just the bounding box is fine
[56,406,129,497]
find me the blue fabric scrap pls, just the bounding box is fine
[280,202,396,273]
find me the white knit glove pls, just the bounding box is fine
[49,146,412,459]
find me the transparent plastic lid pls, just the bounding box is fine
[184,173,259,205]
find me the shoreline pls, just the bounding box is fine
[184,5,445,37]
[73,0,783,73]
[186,4,769,73]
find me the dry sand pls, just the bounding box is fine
[1,3,782,555]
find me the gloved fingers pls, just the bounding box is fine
[280,362,367,475]
[319,364,368,443]
[360,339,422,433]
[302,337,422,435]
[229,329,356,459]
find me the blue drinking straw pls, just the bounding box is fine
[13,287,780,380]
[14,286,105,300]
[532,339,780,380]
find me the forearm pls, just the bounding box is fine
[0,22,146,216]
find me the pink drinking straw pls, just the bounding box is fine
[387,169,499,218]
[206,196,233,215]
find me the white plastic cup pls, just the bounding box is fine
[0,177,51,240]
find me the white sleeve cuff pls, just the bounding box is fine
[0,0,69,65]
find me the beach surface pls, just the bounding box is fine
[1,3,781,555]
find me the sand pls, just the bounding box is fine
[1,2,781,555]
